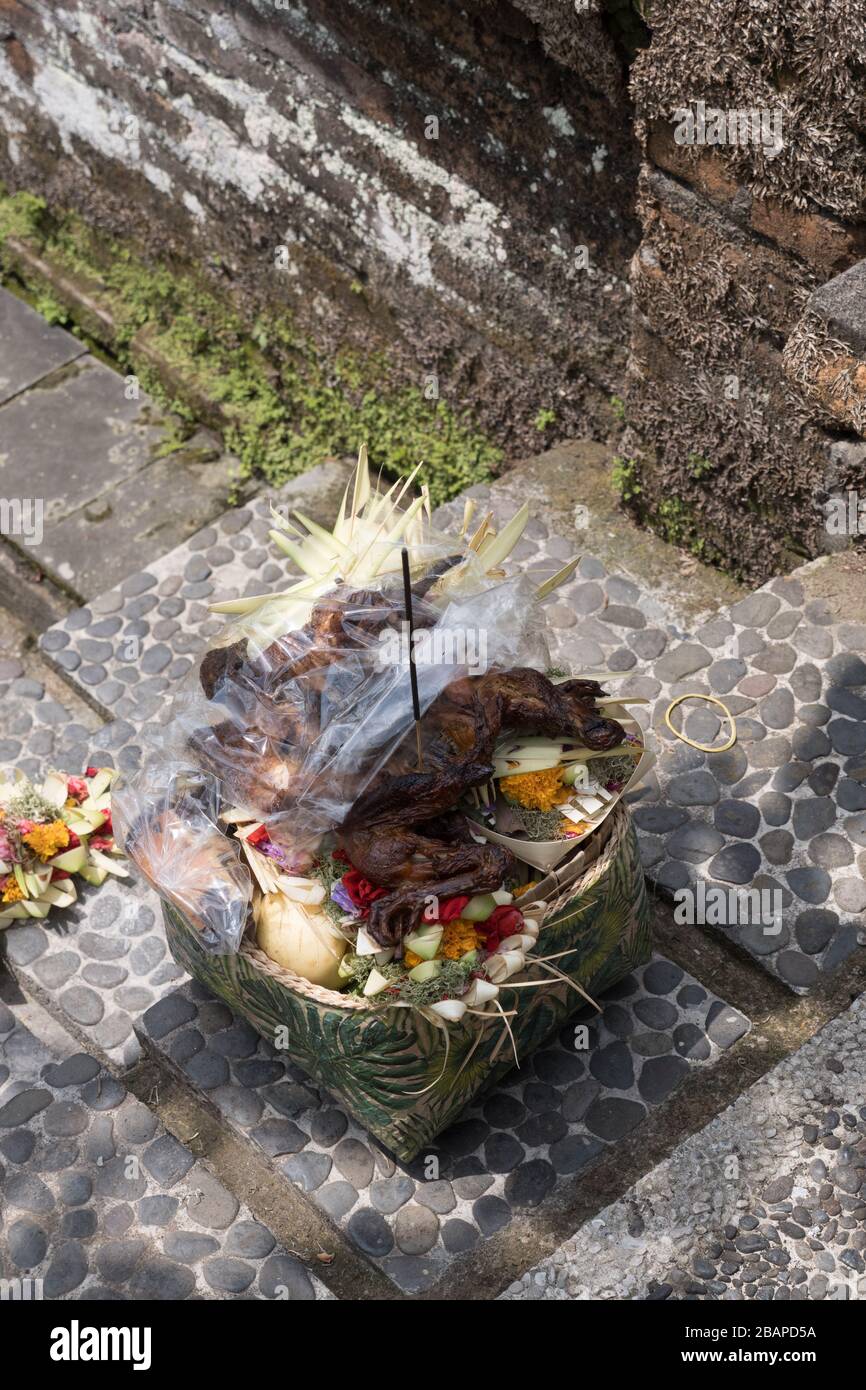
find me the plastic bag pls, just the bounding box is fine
[154,569,551,842]
[116,486,559,955]
[112,764,251,955]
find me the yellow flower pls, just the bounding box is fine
[2,876,24,904]
[439,919,482,960]
[500,766,567,812]
[513,880,539,898]
[23,819,70,861]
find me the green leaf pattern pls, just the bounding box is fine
[163,817,651,1161]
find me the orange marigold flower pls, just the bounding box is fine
[23,819,70,861]
[439,919,482,960]
[500,766,568,812]
[513,880,539,898]
[2,876,24,903]
[403,918,481,968]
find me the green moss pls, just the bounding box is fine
[653,495,711,559]
[611,454,642,502]
[0,190,46,243]
[610,393,626,423]
[534,407,556,432]
[688,452,715,479]
[32,291,70,327]
[0,188,499,505]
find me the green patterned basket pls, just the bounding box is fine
[162,803,651,1161]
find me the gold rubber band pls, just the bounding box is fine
[664,693,737,753]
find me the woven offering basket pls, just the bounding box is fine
[163,802,651,1161]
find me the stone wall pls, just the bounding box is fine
[624,0,866,583]
[2,0,863,580]
[0,0,639,455]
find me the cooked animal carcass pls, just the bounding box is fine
[342,667,625,944]
[192,587,432,814]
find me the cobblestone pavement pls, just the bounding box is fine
[135,958,748,1295]
[502,995,866,1301]
[0,1001,332,1300]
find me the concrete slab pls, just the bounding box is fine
[38,432,245,601]
[0,347,253,603]
[0,356,166,566]
[0,286,87,406]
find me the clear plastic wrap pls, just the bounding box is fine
[112,764,251,955]
[127,569,551,848]
[113,468,573,957]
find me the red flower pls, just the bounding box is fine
[51,868,71,881]
[85,766,100,778]
[66,777,88,802]
[246,825,269,847]
[91,836,114,852]
[436,895,470,923]
[66,830,81,849]
[341,869,387,918]
[477,906,523,938]
[484,935,501,954]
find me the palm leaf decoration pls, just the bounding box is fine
[207,445,579,645]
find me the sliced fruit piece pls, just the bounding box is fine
[78,864,109,887]
[0,903,30,923]
[408,959,442,983]
[40,883,78,908]
[85,770,113,800]
[461,893,498,922]
[403,925,444,961]
[363,967,392,997]
[88,849,129,878]
[21,898,52,918]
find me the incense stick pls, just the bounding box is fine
[401,546,424,770]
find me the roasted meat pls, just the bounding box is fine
[342,667,625,943]
[192,587,435,814]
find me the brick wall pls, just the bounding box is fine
[0,0,639,453]
[625,0,866,582]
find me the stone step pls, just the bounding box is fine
[134,958,748,1297]
[36,458,353,721]
[0,286,247,607]
[631,554,866,993]
[0,285,87,405]
[0,997,333,1301]
[500,994,866,1301]
[32,468,866,994]
[492,440,744,632]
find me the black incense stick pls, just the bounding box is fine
[401,546,424,770]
